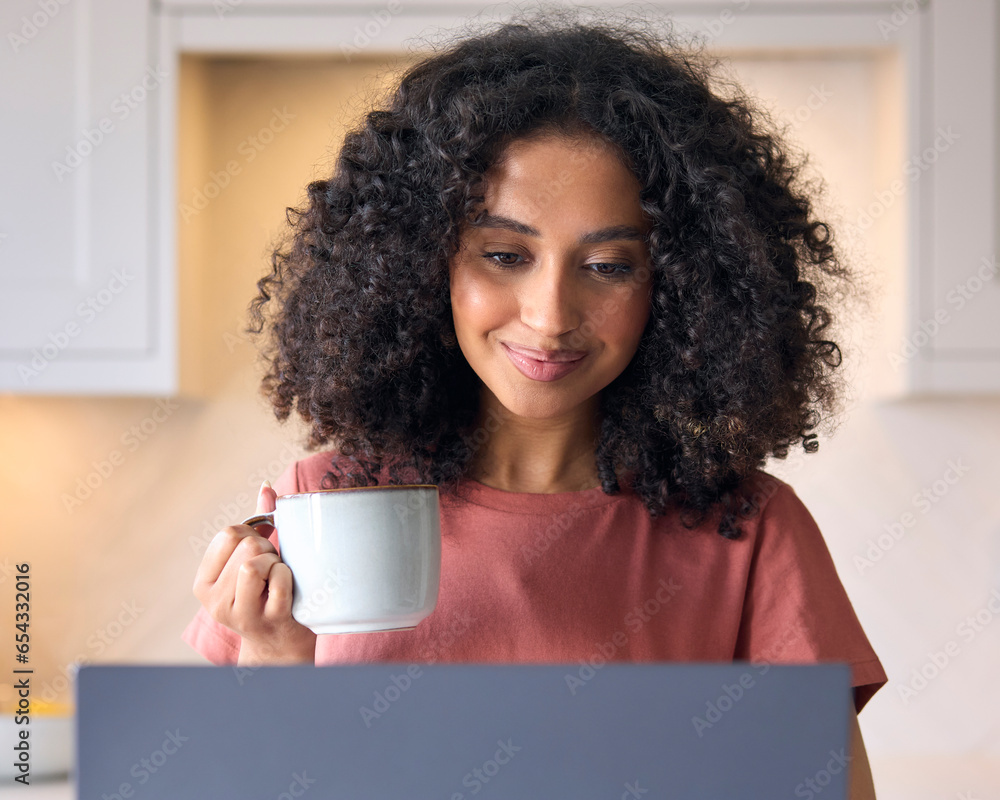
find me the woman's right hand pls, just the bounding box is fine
[192,480,317,665]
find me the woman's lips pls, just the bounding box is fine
[502,342,588,362]
[501,343,587,382]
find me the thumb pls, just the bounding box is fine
[256,479,277,515]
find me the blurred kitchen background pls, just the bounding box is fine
[1,0,998,796]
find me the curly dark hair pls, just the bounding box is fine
[248,6,861,539]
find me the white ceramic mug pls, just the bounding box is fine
[242,485,441,634]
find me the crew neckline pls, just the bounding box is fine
[447,476,632,513]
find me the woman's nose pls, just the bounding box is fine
[518,258,582,339]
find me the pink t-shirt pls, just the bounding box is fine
[183,451,888,712]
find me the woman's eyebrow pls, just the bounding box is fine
[469,211,647,243]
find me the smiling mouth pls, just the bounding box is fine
[501,343,587,382]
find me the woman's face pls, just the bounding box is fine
[448,132,654,422]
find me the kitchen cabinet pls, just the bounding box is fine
[911,0,1000,392]
[0,0,174,394]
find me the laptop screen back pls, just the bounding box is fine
[77,662,851,799]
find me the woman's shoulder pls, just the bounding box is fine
[736,468,839,560]
[738,468,796,514]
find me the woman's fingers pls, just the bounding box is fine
[233,551,281,626]
[194,528,276,605]
[193,527,245,596]
[201,527,276,582]
[191,479,284,633]
[262,560,295,619]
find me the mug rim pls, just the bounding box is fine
[277,485,438,500]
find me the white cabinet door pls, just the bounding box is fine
[912,0,1000,392]
[0,0,174,394]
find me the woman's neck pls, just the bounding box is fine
[466,394,603,494]
[470,450,601,493]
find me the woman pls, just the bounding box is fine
[185,9,885,795]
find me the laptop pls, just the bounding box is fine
[76,662,851,799]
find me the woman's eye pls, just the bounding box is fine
[590,263,632,278]
[482,251,521,267]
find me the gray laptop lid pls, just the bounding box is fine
[77,662,851,799]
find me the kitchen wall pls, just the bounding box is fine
[1,48,997,777]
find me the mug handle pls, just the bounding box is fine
[241,513,275,529]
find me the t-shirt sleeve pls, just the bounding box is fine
[732,478,888,714]
[180,458,300,664]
